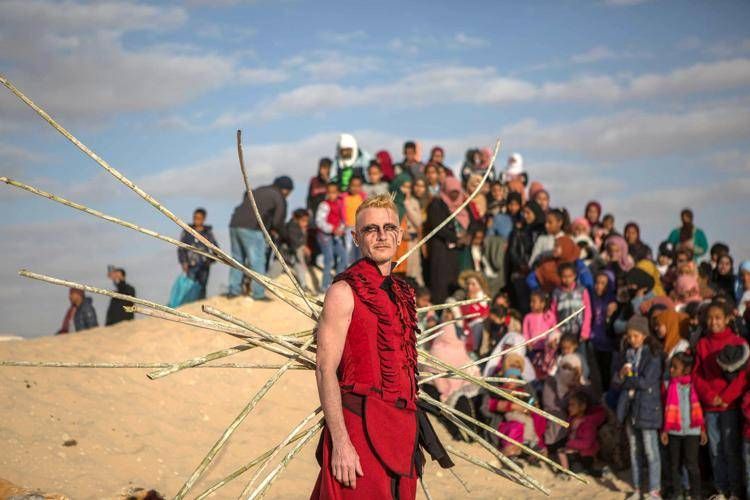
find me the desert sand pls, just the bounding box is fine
[0,291,630,499]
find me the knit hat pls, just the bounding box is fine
[626,315,650,337]
[273,176,294,191]
[717,344,750,380]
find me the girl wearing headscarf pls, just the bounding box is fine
[712,254,736,299]
[482,331,537,383]
[542,353,586,454]
[466,173,487,220]
[391,173,423,286]
[673,274,703,311]
[425,176,468,303]
[584,201,602,229]
[595,235,634,283]
[374,150,395,182]
[652,309,690,366]
[667,208,708,259]
[624,222,653,263]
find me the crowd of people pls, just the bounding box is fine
[54,132,750,500]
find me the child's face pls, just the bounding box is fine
[653,319,666,339]
[743,270,750,290]
[400,181,412,197]
[658,254,672,267]
[567,398,585,418]
[603,216,614,230]
[669,358,687,378]
[607,242,621,261]
[326,185,339,200]
[507,200,521,216]
[560,268,576,288]
[522,206,535,224]
[490,183,503,200]
[624,226,638,244]
[413,180,426,197]
[466,278,481,298]
[535,191,549,211]
[706,306,728,334]
[471,231,484,247]
[425,166,438,184]
[717,256,732,275]
[298,215,310,229]
[349,179,363,195]
[368,166,382,184]
[545,214,562,235]
[560,340,577,355]
[586,205,599,223]
[529,294,544,313]
[626,329,645,349]
[594,274,608,296]
[416,294,431,308]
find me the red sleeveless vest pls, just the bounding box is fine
[333,258,419,476]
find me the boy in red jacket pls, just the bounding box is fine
[692,300,748,499]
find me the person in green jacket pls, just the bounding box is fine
[667,208,708,260]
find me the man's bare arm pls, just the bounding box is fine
[315,280,363,488]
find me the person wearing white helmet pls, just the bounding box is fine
[334,133,371,191]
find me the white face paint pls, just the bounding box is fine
[352,207,402,265]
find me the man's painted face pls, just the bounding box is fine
[353,207,402,265]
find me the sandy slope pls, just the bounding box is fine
[0,293,629,499]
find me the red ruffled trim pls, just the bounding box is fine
[334,259,418,401]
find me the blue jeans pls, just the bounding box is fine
[705,409,743,496]
[228,227,267,299]
[317,232,346,291]
[626,424,661,493]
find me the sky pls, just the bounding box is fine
[1,0,749,337]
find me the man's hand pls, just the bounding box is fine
[331,439,364,489]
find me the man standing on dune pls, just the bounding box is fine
[312,194,452,500]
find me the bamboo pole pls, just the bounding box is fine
[0,360,307,369]
[172,336,316,499]
[202,305,316,365]
[244,420,324,500]
[395,138,500,267]
[415,314,479,347]
[419,306,584,385]
[430,397,547,494]
[193,427,310,500]
[420,475,434,500]
[236,130,319,319]
[448,467,471,494]
[420,393,586,483]
[416,296,488,314]
[445,446,522,486]
[0,75,316,318]
[238,407,322,497]
[418,349,568,427]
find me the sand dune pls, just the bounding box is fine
[0,293,629,499]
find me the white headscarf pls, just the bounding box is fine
[483,332,536,382]
[337,133,359,168]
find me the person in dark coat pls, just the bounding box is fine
[105,267,135,326]
[57,288,98,334]
[612,315,663,500]
[178,207,219,300]
[424,177,468,303]
[227,176,293,300]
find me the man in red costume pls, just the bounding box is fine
[312,194,452,500]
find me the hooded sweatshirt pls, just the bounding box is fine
[693,328,749,411]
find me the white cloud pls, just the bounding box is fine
[603,0,655,6]
[453,33,489,48]
[0,0,276,123]
[317,30,367,44]
[570,46,618,64]
[282,50,381,80]
[205,58,750,128]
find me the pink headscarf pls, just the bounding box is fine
[571,217,591,234]
[440,176,469,230]
[528,181,545,200]
[605,235,634,271]
[674,275,702,304]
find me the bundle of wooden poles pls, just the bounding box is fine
[0,74,586,499]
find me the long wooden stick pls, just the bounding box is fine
[0,360,307,369]
[431,398,547,494]
[445,446,523,486]
[236,130,319,319]
[395,138,500,267]
[420,305,584,385]
[244,419,324,500]
[418,350,567,427]
[172,336,316,499]
[238,407,323,497]
[202,305,316,365]
[0,75,316,318]
[420,393,586,483]
[416,297,488,314]
[193,427,310,500]
[416,314,479,347]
